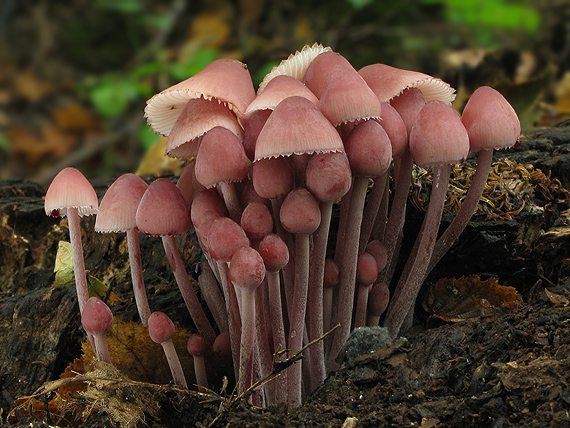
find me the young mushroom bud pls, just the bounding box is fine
[81,297,113,364]
[148,311,187,388]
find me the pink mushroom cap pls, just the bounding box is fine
[409,100,470,168]
[356,252,379,286]
[228,246,266,292]
[187,333,208,357]
[165,97,244,159]
[241,201,274,242]
[305,151,352,202]
[194,126,249,188]
[254,96,344,161]
[318,65,382,126]
[145,58,255,136]
[252,156,295,200]
[81,297,113,336]
[345,120,392,177]
[44,167,98,218]
[245,75,318,119]
[302,51,356,99]
[258,233,290,272]
[324,258,340,288]
[359,63,456,105]
[147,311,176,344]
[461,86,521,151]
[136,178,192,236]
[95,173,148,233]
[365,240,388,271]
[207,216,250,262]
[280,188,321,235]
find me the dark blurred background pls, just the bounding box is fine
[0,0,568,185]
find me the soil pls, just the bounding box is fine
[2,122,570,427]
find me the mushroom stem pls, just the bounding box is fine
[68,207,97,351]
[426,148,493,276]
[126,229,151,326]
[67,207,89,314]
[359,171,388,252]
[383,163,451,338]
[327,175,369,369]
[377,150,414,286]
[307,199,333,388]
[161,235,216,344]
[217,181,242,223]
[266,269,288,405]
[198,260,229,333]
[93,334,112,364]
[287,233,311,407]
[161,339,188,388]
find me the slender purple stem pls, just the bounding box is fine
[126,229,151,326]
[383,163,451,338]
[426,149,494,276]
[161,235,216,344]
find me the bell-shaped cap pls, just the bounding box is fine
[95,173,148,233]
[165,97,244,159]
[461,86,521,151]
[45,167,98,218]
[145,58,255,135]
[318,65,382,126]
[194,126,249,188]
[258,43,332,93]
[359,63,455,104]
[303,51,356,99]
[409,101,469,168]
[254,96,344,161]
[136,178,192,236]
[245,75,318,119]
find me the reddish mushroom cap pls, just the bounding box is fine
[461,86,521,151]
[251,157,295,200]
[145,58,255,135]
[81,297,113,336]
[368,282,390,317]
[365,240,388,271]
[359,63,456,104]
[258,43,333,93]
[213,331,232,357]
[409,100,470,168]
[228,246,266,292]
[305,152,352,202]
[258,233,289,272]
[345,120,392,177]
[254,96,344,161]
[243,109,272,161]
[318,65,382,126]
[303,51,356,99]
[165,97,244,159]
[187,333,208,357]
[280,188,321,235]
[324,258,340,289]
[177,160,205,207]
[148,311,176,344]
[45,167,98,218]
[136,178,192,236]
[356,252,379,286]
[207,216,250,262]
[194,126,249,188]
[376,102,408,158]
[390,87,427,134]
[245,75,318,119]
[241,201,274,242]
[95,173,148,233]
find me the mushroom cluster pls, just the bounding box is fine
[44,44,520,408]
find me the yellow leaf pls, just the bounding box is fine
[53,241,118,302]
